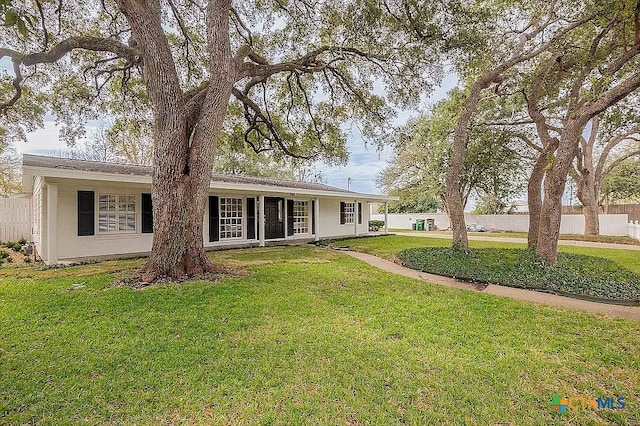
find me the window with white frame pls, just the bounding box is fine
[293,200,309,234]
[220,197,243,239]
[98,194,135,233]
[340,202,355,225]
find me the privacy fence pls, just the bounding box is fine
[629,221,640,240]
[370,213,634,237]
[562,204,640,221]
[0,197,31,242]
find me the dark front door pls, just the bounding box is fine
[264,197,284,239]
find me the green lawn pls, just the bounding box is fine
[1,245,639,424]
[389,230,640,245]
[336,235,640,274]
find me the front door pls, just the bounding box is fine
[264,197,284,239]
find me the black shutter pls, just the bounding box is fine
[209,196,219,242]
[311,200,316,235]
[247,197,256,240]
[141,193,153,233]
[77,191,94,236]
[340,201,346,225]
[287,199,294,236]
[358,202,363,224]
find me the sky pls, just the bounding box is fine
[2,53,460,194]
[321,75,458,194]
[4,55,459,195]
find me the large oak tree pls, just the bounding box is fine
[1,0,439,281]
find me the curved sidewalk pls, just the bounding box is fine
[392,232,640,250]
[344,251,640,321]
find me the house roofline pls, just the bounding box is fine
[22,157,398,202]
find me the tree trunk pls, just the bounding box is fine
[527,162,544,249]
[576,173,600,235]
[527,140,558,248]
[445,82,488,251]
[574,133,600,235]
[140,168,214,281]
[120,0,235,282]
[535,129,580,264]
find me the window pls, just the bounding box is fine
[293,201,309,234]
[340,202,355,225]
[141,193,153,233]
[220,197,243,239]
[78,191,95,236]
[98,194,135,233]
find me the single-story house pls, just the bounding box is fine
[21,154,395,264]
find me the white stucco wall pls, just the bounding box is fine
[40,178,375,262]
[370,213,450,230]
[56,181,155,260]
[316,199,370,239]
[370,213,630,236]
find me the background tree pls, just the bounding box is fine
[213,129,325,181]
[569,111,640,234]
[472,195,517,215]
[601,156,640,206]
[517,0,640,262]
[0,0,440,281]
[381,190,442,214]
[444,1,589,252]
[380,91,527,220]
[0,141,20,196]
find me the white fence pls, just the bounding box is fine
[629,221,640,240]
[371,213,631,236]
[0,197,32,242]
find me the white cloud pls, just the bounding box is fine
[16,121,102,155]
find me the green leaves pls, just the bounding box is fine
[1,0,31,38]
[399,247,640,301]
[380,88,527,210]
[3,9,17,26]
[602,158,640,203]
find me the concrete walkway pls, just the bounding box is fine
[392,231,640,250]
[344,250,640,321]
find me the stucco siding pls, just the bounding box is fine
[56,181,154,260]
[44,179,376,262]
[317,199,370,238]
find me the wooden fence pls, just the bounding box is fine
[563,204,640,221]
[0,197,31,242]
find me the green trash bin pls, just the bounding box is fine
[416,219,425,231]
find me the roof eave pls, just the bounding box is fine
[22,165,397,202]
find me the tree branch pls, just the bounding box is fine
[231,87,312,159]
[0,36,140,111]
[602,149,640,177]
[595,124,640,181]
[0,36,139,66]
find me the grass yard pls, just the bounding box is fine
[334,235,640,274]
[1,245,639,424]
[389,230,640,246]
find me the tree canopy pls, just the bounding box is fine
[379,90,527,215]
[0,0,452,280]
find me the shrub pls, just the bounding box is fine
[398,247,640,301]
[369,220,385,231]
[0,250,10,260]
[18,237,27,245]
[24,257,32,264]
[4,241,14,248]
[11,243,23,252]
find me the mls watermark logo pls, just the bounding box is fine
[550,394,625,413]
